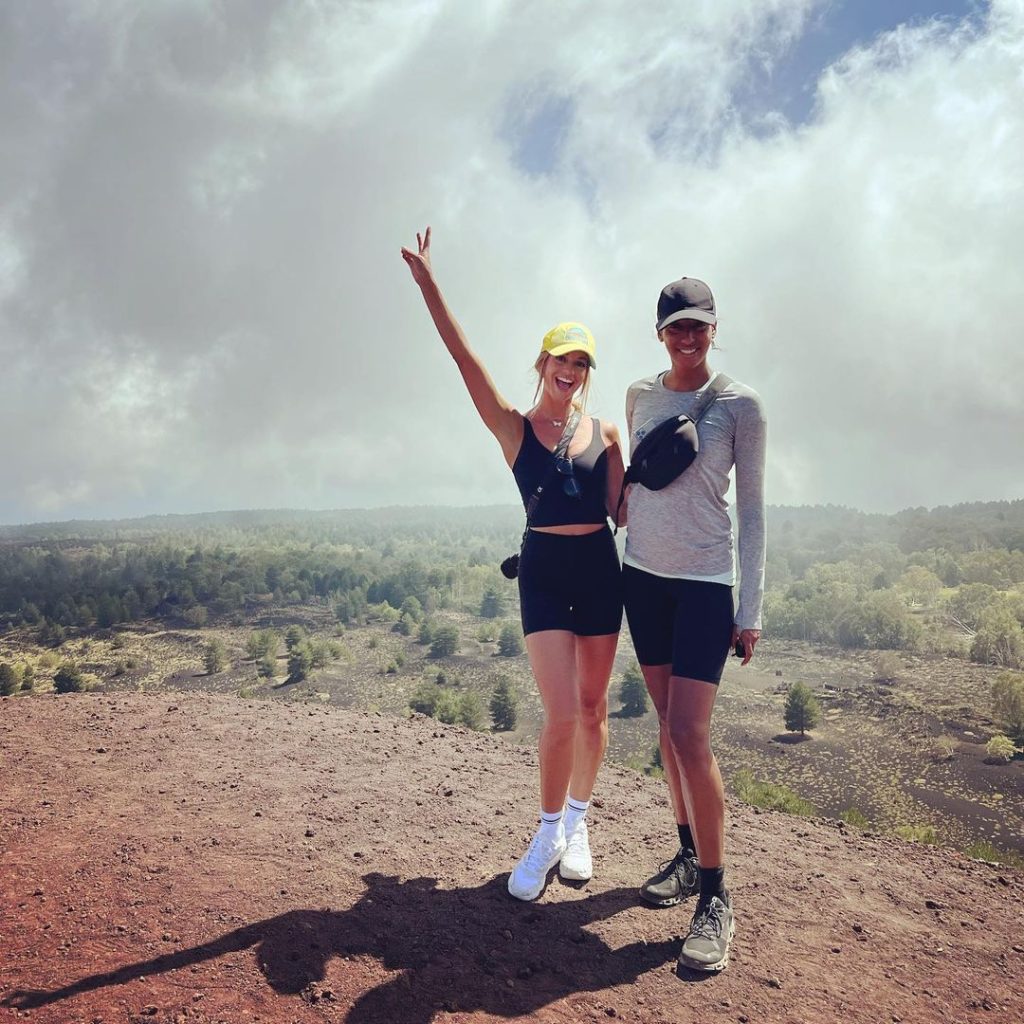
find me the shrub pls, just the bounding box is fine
[409,682,441,716]
[182,605,209,628]
[489,675,518,731]
[430,626,459,659]
[20,664,34,692]
[929,734,957,761]
[971,607,1024,668]
[991,671,1024,743]
[784,682,821,735]
[731,770,815,815]
[985,734,1018,763]
[53,662,85,694]
[257,652,277,678]
[417,620,434,645]
[285,625,307,651]
[618,661,649,717]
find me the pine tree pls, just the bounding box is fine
[0,663,18,697]
[784,682,821,736]
[489,675,518,731]
[618,661,649,717]
[497,621,523,657]
[204,639,227,675]
[430,626,459,659]
[480,588,504,619]
[53,662,85,694]
[287,641,314,682]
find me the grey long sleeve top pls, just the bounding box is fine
[624,372,768,631]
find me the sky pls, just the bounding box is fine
[2,0,1022,526]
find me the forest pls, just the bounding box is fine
[2,500,1022,670]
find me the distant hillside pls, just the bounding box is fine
[3,498,1022,551]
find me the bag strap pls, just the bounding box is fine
[520,410,581,546]
[691,372,731,423]
[613,373,731,534]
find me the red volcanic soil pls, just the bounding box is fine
[1,693,1022,1024]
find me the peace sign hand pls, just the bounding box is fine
[400,226,433,287]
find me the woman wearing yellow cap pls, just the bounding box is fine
[402,227,624,901]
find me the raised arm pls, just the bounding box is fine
[401,227,523,466]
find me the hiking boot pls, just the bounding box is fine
[639,848,699,907]
[678,893,735,972]
[507,828,566,901]
[559,820,593,881]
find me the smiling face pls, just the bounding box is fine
[534,350,591,409]
[658,319,715,374]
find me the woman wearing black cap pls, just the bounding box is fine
[623,277,767,972]
[401,228,625,902]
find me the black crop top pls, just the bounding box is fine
[511,417,609,527]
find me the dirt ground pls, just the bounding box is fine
[1,693,1022,1024]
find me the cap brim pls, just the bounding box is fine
[545,343,596,368]
[656,309,717,330]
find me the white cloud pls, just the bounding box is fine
[1,0,1020,523]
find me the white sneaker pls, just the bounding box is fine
[508,828,566,901]
[559,820,593,881]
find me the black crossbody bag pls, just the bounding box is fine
[501,411,582,580]
[614,373,731,529]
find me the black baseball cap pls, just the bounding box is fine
[656,277,717,330]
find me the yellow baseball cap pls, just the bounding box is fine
[541,322,597,368]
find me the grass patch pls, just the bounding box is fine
[840,807,871,828]
[894,823,938,845]
[962,840,1024,869]
[731,769,816,816]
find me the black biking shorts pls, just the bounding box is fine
[622,564,733,684]
[518,526,623,637]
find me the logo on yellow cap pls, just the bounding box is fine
[541,322,597,368]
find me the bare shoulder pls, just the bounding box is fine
[597,418,622,448]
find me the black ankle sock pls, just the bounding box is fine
[677,824,695,856]
[698,866,726,901]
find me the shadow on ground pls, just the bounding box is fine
[2,873,678,1023]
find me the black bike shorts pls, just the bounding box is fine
[622,564,733,684]
[518,526,623,637]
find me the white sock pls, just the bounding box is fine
[538,810,563,840]
[564,797,589,835]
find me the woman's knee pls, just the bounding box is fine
[542,707,578,739]
[578,693,608,729]
[666,720,712,766]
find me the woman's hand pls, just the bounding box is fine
[731,626,760,666]
[400,226,434,287]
